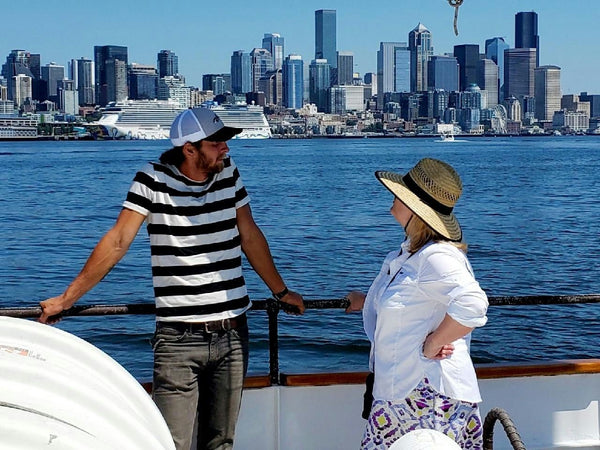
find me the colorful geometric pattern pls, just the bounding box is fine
[361,378,483,449]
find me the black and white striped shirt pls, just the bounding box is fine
[123,156,251,322]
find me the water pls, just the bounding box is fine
[1,136,599,380]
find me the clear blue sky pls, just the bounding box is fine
[3,0,599,94]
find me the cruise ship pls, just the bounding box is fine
[209,103,272,139]
[95,99,185,140]
[95,100,271,140]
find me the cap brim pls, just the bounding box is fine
[204,126,243,142]
[375,170,462,242]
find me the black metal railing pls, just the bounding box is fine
[1,294,599,385]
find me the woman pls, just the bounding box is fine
[346,158,488,449]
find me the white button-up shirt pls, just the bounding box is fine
[363,239,488,403]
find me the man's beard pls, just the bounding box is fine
[197,150,225,174]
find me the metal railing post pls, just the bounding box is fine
[266,297,280,385]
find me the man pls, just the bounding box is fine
[39,107,305,450]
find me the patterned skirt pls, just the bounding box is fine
[361,378,483,449]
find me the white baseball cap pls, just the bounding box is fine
[170,108,242,146]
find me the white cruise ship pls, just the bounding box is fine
[209,104,272,139]
[95,99,185,140]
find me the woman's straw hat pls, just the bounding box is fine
[376,158,463,241]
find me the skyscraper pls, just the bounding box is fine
[2,50,36,101]
[408,23,433,93]
[128,64,158,100]
[94,45,128,106]
[504,48,536,106]
[250,48,273,93]
[72,58,95,106]
[231,51,252,94]
[283,54,303,109]
[41,62,65,103]
[336,51,354,85]
[157,50,178,78]
[478,59,499,107]
[534,65,561,121]
[453,44,480,92]
[485,37,509,102]
[515,11,539,66]
[309,58,331,112]
[315,9,336,69]
[262,33,285,70]
[428,56,459,92]
[377,42,410,109]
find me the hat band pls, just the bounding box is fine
[402,173,453,215]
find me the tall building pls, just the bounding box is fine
[157,76,190,108]
[41,62,65,102]
[157,50,178,78]
[478,59,499,107]
[72,58,95,106]
[58,79,78,115]
[453,44,480,92]
[94,45,128,106]
[231,51,252,95]
[428,56,459,92]
[262,33,284,70]
[283,54,303,109]
[1,50,36,101]
[336,51,354,85]
[12,73,32,107]
[315,9,337,69]
[377,42,410,109]
[258,69,283,107]
[485,37,509,102]
[250,48,273,93]
[202,74,231,95]
[579,92,600,118]
[515,11,539,66]
[309,58,331,112]
[534,65,561,121]
[504,48,536,107]
[129,63,158,100]
[408,23,433,93]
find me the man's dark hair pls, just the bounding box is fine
[159,146,185,166]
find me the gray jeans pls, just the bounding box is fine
[151,321,249,450]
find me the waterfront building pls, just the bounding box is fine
[553,110,589,132]
[561,94,590,117]
[283,54,303,109]
[129,64,158,100]
[428,56,459,92]
[453,44,479,92]
[309,59,331,112]
[250,48,273,93]
[157,50,178,79]
[94,45,128,106]
[337,51,354,86]
[71,58,95,106]
[0,85,7,102]
[377,42,410,110]
[58,79,78,115]
[432,90,450,120]
[231,51,252,95]
[504,48,536,109]
[12,74,32,108]
[329,85,365,114]
[262,33,284,71]
[315,9,337,70]
[258,69,283,107]
[157,76,190,108]
[0,99,16,116]
[579,92,600,118]
[444,107,457,124]
[485,37,508,102]
[41,62,65,103]
[504,96,522,122]
[458,107,481,132]
[461,84,483,110]
[478,59,499,107]
[534,65,561,121]
[515,11,539,66]
[408,23,433,93]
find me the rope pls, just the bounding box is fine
[448,0,464,36]
[483,408,526,450]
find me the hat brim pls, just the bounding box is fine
[375,171,462,241]
[204,126,243,142]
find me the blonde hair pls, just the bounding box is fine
[406,214,467,254]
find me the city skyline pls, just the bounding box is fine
[3,0,599,94]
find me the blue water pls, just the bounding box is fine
[1,136,599,380]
